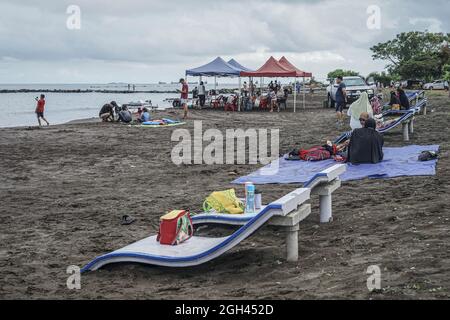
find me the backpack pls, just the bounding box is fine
[157,210,193,245]
[418,151,438,162]
[299,146,331,161]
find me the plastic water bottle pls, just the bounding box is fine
[245,184,256,214]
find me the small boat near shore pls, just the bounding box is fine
[122,100,158,110]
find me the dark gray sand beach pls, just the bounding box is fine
[1,92,449,299]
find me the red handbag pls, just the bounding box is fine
[157,210,194,245]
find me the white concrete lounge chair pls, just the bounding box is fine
[335,110,417,144]
[192,164,346,226]
[82,187,311,271]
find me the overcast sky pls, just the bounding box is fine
[0,0,449,83]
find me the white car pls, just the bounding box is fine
[423,80,449,90]
[326,76,377,108]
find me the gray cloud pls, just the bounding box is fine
[0,0,448,83]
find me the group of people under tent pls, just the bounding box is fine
[98,101,151,124]
[241,79,291,112]
[190,78,294,112]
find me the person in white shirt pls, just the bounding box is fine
[198,81,206,108]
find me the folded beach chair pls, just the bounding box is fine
[82,187,311,271]
[192,164,346,226]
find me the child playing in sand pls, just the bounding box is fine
[35,94,50,127]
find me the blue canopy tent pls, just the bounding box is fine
[185,57,252,111]
[227,59,252,72]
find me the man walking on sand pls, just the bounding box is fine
[335,76,347,127]
[35,94,49,127]
[179,78,189,119]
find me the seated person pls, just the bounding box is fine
[118,106,132,123]
[396,88,410,110]
[139,107,151,123]
[347,118,384,164]
[99,103,114,122]
[358,111,370,128]
[389,91,401,108]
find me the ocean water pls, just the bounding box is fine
[0,83,238,128]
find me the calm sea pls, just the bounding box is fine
[0,83,237,128]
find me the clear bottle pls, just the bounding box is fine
[245,184,256,214]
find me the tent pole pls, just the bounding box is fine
[238,76,242,112]
[294,77,297,113]
[303,76,306,109]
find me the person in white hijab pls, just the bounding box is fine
[347,92,373,130]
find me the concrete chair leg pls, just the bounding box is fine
[423,106,427,115]
[286,224,300,262]
[319,194,333,223]
[403,122,409,141]
[409,118,414,134]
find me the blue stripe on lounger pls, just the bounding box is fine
[81,203,283,272]
[378,111,414,133]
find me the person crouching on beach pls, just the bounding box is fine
[179,78,189,120]
[35,94,50,127]
[99,103,115,122]
[111,101,121,115]
[118,105,132,123]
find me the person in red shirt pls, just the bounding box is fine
[35,94,50,126]
[179,78,189,120]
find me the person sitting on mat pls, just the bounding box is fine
[139,107,151,123]
[347,118,384,164]
[118,105,132,123]
[99,103,115,122]
[137,107,143,118]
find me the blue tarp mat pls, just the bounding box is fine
[232,145,440,185]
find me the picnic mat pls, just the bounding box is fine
[232,145,440,185]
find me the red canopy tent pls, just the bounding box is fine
[277,56,313,111]
[240,56,296,77]
[240,56,309,112]
[278,56,312,78]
